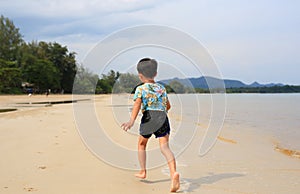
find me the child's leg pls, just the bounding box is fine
[159,135,180,192]
[159,135,176,177]
[135,135,149,179]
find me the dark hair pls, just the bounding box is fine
[137,58,157,78]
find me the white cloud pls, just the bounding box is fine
[1,0,299,84]
[1,0,161,18]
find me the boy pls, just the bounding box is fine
[121,58,180,192]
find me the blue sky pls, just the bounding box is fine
[1,0,299,85]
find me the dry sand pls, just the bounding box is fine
[0,94,299,194]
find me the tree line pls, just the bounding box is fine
[0,15,140,95]
[0,15,76,94]
[225,85,300,93]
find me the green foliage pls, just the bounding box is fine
[0,15,23,61]
[226,86,300,93]
[0,15,24,93]
[23,59,60,91]
[0,67,22,93]
[96,70,120,94]
[19,41,77,93]
[113,73,140,93]
[79,70,300,94]
[164,84,175,93]
[60,52,77,93]
[46,42,77,92]
[0,15,77,94]
[73,66,98,94]
[194,88,209,93]
[168,80,185,93]
[96,79,111,94]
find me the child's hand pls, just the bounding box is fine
[121,120,134,131]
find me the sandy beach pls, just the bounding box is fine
[0,94,299,194]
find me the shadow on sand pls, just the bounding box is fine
[140,172,245,193]
[140,178,170,184]
[16,99,90,105]
[0,108,17,113]
[181,172,245,193]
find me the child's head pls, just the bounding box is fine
[137,58,157,79]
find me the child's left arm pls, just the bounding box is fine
[121,98,142,131]
[166,99,171,111]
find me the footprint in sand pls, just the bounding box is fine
[24,187,37,192]
[38,166,47,170]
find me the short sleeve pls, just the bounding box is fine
[162,87,168,108]
[162,87,168,99]
[133,86,142,101]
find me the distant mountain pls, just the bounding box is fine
[159,76,284,89]
[248,81,261,87]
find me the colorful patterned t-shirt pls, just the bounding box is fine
[133,83,168,112]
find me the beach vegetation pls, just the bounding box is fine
[112,72,140,94]
[96,70,120,94]
[168,80,186,93]
[73,65,98,94]
[0,15,77,94]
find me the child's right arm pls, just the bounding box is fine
[121,98,142,131]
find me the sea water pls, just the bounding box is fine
[168,93,300,151]
[224,93,300,150]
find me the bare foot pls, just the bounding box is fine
[170,172,180,192]
[135,170,146,179]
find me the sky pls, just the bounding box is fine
[1,0,300,85]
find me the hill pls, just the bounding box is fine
[159,76,284,89]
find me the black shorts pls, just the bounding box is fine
[139,110,170,138]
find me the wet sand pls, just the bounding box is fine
[0,94,299,194]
